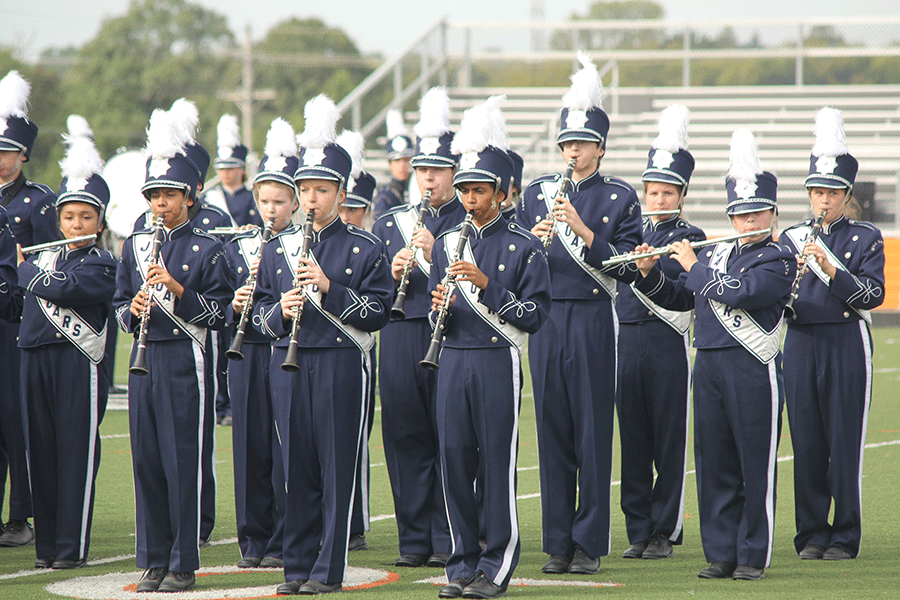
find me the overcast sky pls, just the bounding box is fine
[5,0,900,63]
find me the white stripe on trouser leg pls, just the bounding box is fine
[672,331,691,542]
[79,363,100,558]
[342,351,370,580]
[193,341,206,549]
[763,360,779,567]
[857,320,872,557]
[494,347,521,585]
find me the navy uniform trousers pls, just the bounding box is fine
[379,318,448,555]
[438,346,522,591]
[270,346,368,584]
[129,340,209,572]
[228,341,285,561]
[530,299,616,558]
[784,321,872,557]
[694,347,783,569]
[0,319,29,523]
[350,344,376,539]
[22,345,107,561]
[615,319,689,545]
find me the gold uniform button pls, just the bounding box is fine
[173,329,180,335]
[845,252,852,259]
[592,288,599,295]
[203,218,210,225]
[55,332,63,339]
[648,311,654,316]
[192,245,199,252]
[182,264,189,271]
[508,244,516,251]
[336,337,343,343]
[353,247,360,254]
[491,337,498,343]
[498,264,506,272]
[843,311,850,318]
[602,216,609,223]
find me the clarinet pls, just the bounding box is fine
[226,220,275,361]
[784,208,828,320]
[391,189,432,320]
[420,212,475,371]
[280,209,316,372]
[540,157,577,248]
[129,217,165,376]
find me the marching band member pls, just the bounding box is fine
[205,114,262,227]
[615,105,704,560]
[336,130,378,552]
[781,108,885,561]
[0,70,56,548]
[252,95,392,595]
[113,108,234,592]
[633,129,795,581]
[225,118,297,570]
[373,109,414,218]
[16,116,116,569]
[516,52,642,575]
[429,96,550,599]
[372,86,464,570]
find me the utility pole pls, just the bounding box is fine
[218,24,276,151]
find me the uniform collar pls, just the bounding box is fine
[645,214,679,232]
[821,214,847,235]
[0,172,26,205]
[571,169,601,192]
[735,235,772,255]
[472,212,504,239]
[426,195,462,217]
[313,214,343,242]
[162,218,192,241]
[59,243,95,261]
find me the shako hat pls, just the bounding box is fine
[805,107,858,190]
[642,104,695,191]
[725,129,777,216]
[214,114,248,169]
[451,95,515,197]
[56,115,110,219]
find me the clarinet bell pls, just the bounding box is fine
[225,329,246,361]
[129,345,149,376]
[390,291,407,320]
[280,339,301,372]
[419,337,442,371]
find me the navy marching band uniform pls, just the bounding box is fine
[781,112,885,560]
[634,131,795,575]
[516,66,642,564]
[430,104,551,594]
[373,116,414,219]
[204,183,260,228]
[252,104,392,590]
[371,91,462,564]
[615,106,702,558]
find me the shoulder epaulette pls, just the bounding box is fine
[191,228,219,242]
[507,221,539,242]
[601,176,635,192]
[526,173,561,189]
[24,181,54,194]
[848,219,879,231]
[347,225,380,245]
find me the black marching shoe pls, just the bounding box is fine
[0,520,34,547]
[823,545,852,560]
[427,552,450,568]
[698,561,737,579]
[348,533,367,551]
[136,567,168,592]
[52,558,87,569]
[277,580,304,595]
[238,556,262,568]
[568,544,600,574]
[541,552,572,574]
[297,579,342,594]
[732,565,765,580]
[157,570,195,592]
[461,571,505,599]
[395,553,429,567]
[642,534,674,559]
[622,540,648,559]
[260,556,284,568]
[439,574,477,599]
[799,544,826,560]
[34,557,55,569]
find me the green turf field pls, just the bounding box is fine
[2,328,899,599]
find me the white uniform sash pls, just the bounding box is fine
[443,228,528,356]
[631,283,692,335]
[539,179,617,300]
[133,232,207,346]
[278,233,374,353]
[203,187,235,224]
[393,206,430,278]
[707,242,782,364]
[35,249,106,364]
[782,226,871,325]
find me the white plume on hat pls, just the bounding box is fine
[728,128,763,182]
[811,107,849,158]
[562,51,604,111]
[386,109,409,140]
[414,87,452,138]
[169,98,200,149]
[217,114,241,149]
[144,109,183,159]
[59,115,103,180]
[297,94,340,149]
[0,71,30,119]
[652,104,690,152]
[264,118,297,158]
[336,130,366,180]
[451,95,509,155]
